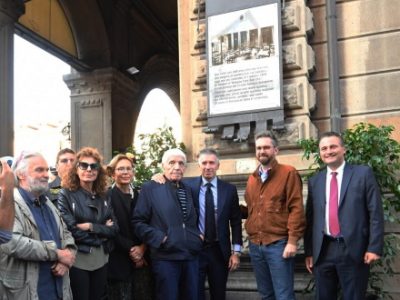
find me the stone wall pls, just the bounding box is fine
[179,0,400,297]
[178,0,317,163]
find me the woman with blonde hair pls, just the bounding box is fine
[106,153,152,299]
[58,147,118,300]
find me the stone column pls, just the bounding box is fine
[0,0,24,156]
[63,68,138,162]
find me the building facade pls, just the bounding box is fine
[1,0,399,296]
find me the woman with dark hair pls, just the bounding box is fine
[106,154,152,299]
[58,147,118,300]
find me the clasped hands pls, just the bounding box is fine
[130,244,147,268]
[53,248,76,277]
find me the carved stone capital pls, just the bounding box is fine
[64,68,138,106]
[80,97,104,108]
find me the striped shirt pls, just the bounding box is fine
[176,185,188,221]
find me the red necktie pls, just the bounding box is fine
[329,172,340,236]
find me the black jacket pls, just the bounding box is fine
[107,186,139,280]
[47,176,61,205]
[58,187,119,254]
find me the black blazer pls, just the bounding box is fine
[304,164,384,264]
[107,186,138,280]
[184,177,242,261]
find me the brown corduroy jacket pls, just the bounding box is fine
[244,159,306,246]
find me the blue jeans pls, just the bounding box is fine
[249,240,295,300]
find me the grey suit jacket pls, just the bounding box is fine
[304,163,384,264]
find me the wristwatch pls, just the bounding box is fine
[232,250,241,257]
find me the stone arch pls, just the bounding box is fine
[131,54,180,140]
[58,0,111,68]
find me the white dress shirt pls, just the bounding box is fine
[325,162,345,235]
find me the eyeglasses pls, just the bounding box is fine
[115,167,134,173]
[77,162,100,171]
[59,158,74,164]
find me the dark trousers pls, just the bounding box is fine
[314,236,369,300]
[199,243,229,300]
[107,275,133,300]
[151,258,199,300]
[70,264,108,300]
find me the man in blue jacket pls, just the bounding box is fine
[133,148,203,300]
[304,131,384,300]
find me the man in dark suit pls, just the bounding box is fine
[304,131,384,300]
[133,148,203,300]
[185,148,242,300]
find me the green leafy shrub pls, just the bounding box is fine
[115,126,185,187]
[299,122,400,298]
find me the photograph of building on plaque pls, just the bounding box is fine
[207,3,282,117]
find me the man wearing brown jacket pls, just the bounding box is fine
[244,131,305,300]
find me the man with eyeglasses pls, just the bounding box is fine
[0,158,15,244]
[47,148,76,205]
[0,151,77,299]
[243,131,305,300]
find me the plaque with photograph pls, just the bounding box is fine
[206,0,283,131]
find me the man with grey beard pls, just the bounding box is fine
[0,151,77,300]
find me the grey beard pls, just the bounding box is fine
[28,177,49,195]
[30,185,49,195]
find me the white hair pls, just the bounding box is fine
[161,148,187,165]
[12,151,44,184]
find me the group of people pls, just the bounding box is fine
[0,129,384,300]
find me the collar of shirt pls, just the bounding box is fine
[258,165,270,176]
[257,159,277,177]
[327,161,346,176]
[201,176,218,188]
[19,187,45,206]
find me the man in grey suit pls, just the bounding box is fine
[304,131,384,300]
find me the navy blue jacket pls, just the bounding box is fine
[304,164,384,264]
[184,177,242,261]
[132,180,202,260]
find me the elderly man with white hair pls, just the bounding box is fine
[0,151,77,300]
[133,148,203,300]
